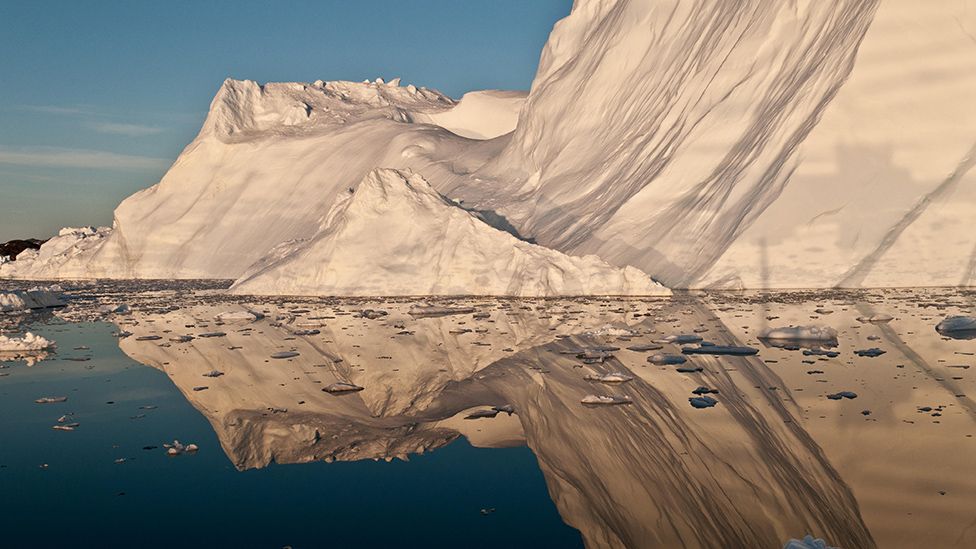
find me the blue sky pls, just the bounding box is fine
[0,0,571,241]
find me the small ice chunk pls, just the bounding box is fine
[465,409,499,419]
[0,332,55,352]
[648,353,687,365]
[856,314,893,323]
[584,372,634,383]
[323,382,364,394]
[759,325,837,342]
[626,343,663,352]
[661,334,703,344]
[681,345,758,356]
[214,310,264,322]
[936,315,976,338]
[580,394,632,405]
[407,305,476,317]
[689,396,718,409]
[854,348,885,358]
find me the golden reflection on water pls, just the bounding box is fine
[103,288,975,549]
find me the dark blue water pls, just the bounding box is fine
[0,321,582,549]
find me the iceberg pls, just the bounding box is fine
[0,289,65,313]
[0,332,56,352]
[2,0,974,292]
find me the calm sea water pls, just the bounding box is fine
[0,319,582,549]
[2,282,975,548]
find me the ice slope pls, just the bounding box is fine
[7,78,507,280]
[230,169,666,296]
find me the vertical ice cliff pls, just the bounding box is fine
[462,0,976,288]
[464,0,880,285]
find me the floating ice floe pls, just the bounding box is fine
[759,325,838,342]
[97,303,130,315]
[0,332,55,352]
[803,348,839,357]
[581,394,632,406]
[465,409,500,419]
[0,289,65,313]
[648,353,687,365]
[681,344,758,356]
[661,334,702,344]
[164,440,199,456]
[626,343,663,352]
[214,309,264,322]
[323,382,364,394]
[689,396,718,409]
[408,305,476,317]
[783,535,837,549]
[584,372,634,383]
[577,350,615,364]
[856,314,893,323]
[357,309,388,320]
[583,325,639,337]
[936,315,976,339]
[854,348,885,358]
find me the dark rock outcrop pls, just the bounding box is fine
[0,238,45,261]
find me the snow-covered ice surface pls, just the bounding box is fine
[411,90,526,140]
[2,0,975,292]
[230,169,667,297]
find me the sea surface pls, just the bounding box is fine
[1,281,974,548]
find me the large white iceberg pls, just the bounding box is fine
[2,0,975,291]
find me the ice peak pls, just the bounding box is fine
[201,78,454,139]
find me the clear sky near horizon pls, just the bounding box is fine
[0,0,572,241]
